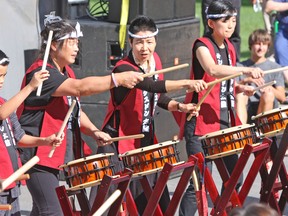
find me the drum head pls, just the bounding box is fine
[59,153,114,168]
[252,107,288,120]
[199,124,255,140]
[118,140,179,157]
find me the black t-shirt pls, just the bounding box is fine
[18,63,70,165]
[19,65,68,137]
[191,39,229,104]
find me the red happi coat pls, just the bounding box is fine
[177,37,242,139]
[102,53,163,154]
[0,98,22,190]
[17,59,91,169]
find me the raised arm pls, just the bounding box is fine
[196,46,263,78]
[52,72,143,97]
[0,70,49,120]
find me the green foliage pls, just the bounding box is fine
[195,0,265,61]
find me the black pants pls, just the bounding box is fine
[179,117,242,215]
[26,168,63,216]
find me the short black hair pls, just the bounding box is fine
[128,15,157,40]
[0,50,9,66]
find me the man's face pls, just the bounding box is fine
[251,41,269,58]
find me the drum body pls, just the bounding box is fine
[118,140,180,174]
[200,124,256,157]
[252,107,288,137]
[59,153,115,188]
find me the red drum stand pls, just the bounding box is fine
[125,155,198,216]
[195,138,272,216]
[56,168,133,216]
[55,156,198,216]
[259,125,288,214]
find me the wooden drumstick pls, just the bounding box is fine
[192,170,200,191]
[107,134,144,142]
[0,156,39,192]
[253,80,276,91]
[187,84,215,121]
[1,174,30,186]
[36,30,53,97]
[15,174,30,181]
[48,99,76,158]
[0,205,12,211]
[186,72,243,93]
[207,72,243,87]
[264,66,288,75]
[141,63,189,78]
[92,189,121,216]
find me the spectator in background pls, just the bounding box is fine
[236,29,285,124]
[202,0,242,61]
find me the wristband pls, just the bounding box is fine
[111,73,119,87]
[177,103,182,112]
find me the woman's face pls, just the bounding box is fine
[55,38,79,66]
[130,31,157,64]
[209,16,237,39]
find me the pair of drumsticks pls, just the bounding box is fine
[186,67,285,121]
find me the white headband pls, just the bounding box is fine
[57,22,83,41]
[44,11,62,27]
[206,12,237,19]
[128,29,159,39]
[0,58,9,65]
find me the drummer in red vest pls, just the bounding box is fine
[89,15,208,214]
[16,12,144,216]
[0,50,62,216]
[177,1,265,215]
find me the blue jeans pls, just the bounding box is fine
[275,23,288,67]
[179,117,242,216]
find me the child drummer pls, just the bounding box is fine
[0,50,63,215]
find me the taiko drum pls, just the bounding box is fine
[118,140,180,173]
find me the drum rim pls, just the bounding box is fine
[118,140,179,157]
[59,153,114,168]
[198,124,255,140]
[205,142,261,159]
[252,106,288,120]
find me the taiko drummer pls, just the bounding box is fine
[0,50,63,215]
[16,12,144,216]
[89,15,208,214]
[177,1,264,215]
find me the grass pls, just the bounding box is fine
[195,0,265,61]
